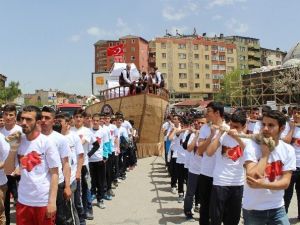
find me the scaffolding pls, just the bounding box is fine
[230,67,300,107]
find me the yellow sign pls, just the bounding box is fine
[96,77,104,85]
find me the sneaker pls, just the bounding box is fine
[194,204,200,213]
[171,187,177,194]
[104,194,112,201]
[90,194,96,202]
[86,211,94,220]
[178,194,184,203]
[108,189,115,197]
[185,211,195,221]
[96,200,106,209]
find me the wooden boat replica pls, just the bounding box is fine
[85,86,169,158]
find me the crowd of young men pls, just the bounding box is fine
[0,103,137,225]
[163,102,299,225]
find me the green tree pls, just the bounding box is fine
[0,81,22,104]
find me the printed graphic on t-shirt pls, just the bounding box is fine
[96,137,102,144]
[222,145,243,161]
[20,151,42,172]
[291,138,300,146]
[265,160,283,182]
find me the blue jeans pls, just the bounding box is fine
[243,206,290,225]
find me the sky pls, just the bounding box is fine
[0,0,299,96]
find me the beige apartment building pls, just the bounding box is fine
[153,36,237,102]
[261,47,286,67]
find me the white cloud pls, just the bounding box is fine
[86,27,111,37]
[208,0,247,8]
[70,35,81,43]
[212,14,222,20]
[162,0,200,21]
[226,18,249,34]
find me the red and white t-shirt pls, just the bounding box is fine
[70,126,96,166]
[17,133,61,207]
[213,133,247,186]
[65,131,84,184]
[291,126,300,167]
[47,131,71,184]
[243,140,296,210]
[0,133,10,185]
[89,128,105,162]
[188,133,202,175]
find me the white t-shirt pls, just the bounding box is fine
[18,134,61,207]
[252,120,262,134]
[243,140,296,210]
[89,128,104,162]
[65,131,84,184]
[122,120,132,135]
[246,120,257,134]
[0,133,10,185]
[199,123,229,177]
[176,131,189,164]
[170,132,182,159]
[47,131,71,184]
[291,126,300,167]
[108,124,118,152]
[188,133,203,175]
[162,121,172,141]
[70,126,96,166]
[213,133,247,186]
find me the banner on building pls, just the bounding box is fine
[107,44,124,56]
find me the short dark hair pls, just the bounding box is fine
[3,103,17,114]
[92,113,101,119]
[206,101,224,117]
[0,111,3,118]
[230,111,247,126]
[262,105,272,114]
[22,105,42,120]
[42,106,56,117]
[55,112,71,122]
[224,112,231,124]
[251,107,259,112]
[73,108,85,117]
[263,110,286,128]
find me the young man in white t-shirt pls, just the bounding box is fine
[17,105,60,225]
[41,106,72,225]
[162,115,172,167]
[246,107,259,134]
[0,103,23,225]
[206,111,247,225]
[183,114,206,220]
[0,131,10,224]
[284,107,300,219]
[56,113,84,225]
[197,101,227,225]
[243,110,296,225]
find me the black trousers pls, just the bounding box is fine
[284,167,300,216]
[89,161,106,201]
[105,154,113,192]
[198,174,213,225]
[170,157,177,188]
[175,162,186,194]
[5,175,19,225]
[209,185,243,225]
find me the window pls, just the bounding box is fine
[179,73,187,79]
[212,55,219,61]
[194,44,199,50]
[195,83,200,88]
[268,60,273,66]
[162,63,167,68]
[240,56,246,61]
[218,46,225,52]
[178,53,186,59]
[194,54,199,59]
[240,64,247,69]
[227,57,234,63]
[206,84,210,89]
[161,43,166,49]
[132,39,135,43]
[240,46,246,52]
[227,48,233,54]
[162,53,166,59]
[212,45,218,50]
[213,83,220,89]
[219,55,225,61]
[205,64,210,69]
[205,45,209,51]
[131,56,135,61]
[205,55,209,60]
[206,74,210,79]
[122,40,126,44]
[194,63,200,69]
[195,73,200,79]
[219,65,226,70]
[212,64,219,70]
[131,47,135,52]
[179,63,186,69]
[178,43,186,49]
[179,83,187,88]
[227,66,234,72]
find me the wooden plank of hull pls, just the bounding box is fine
[85,93,168,158]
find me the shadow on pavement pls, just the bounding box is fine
[152,196,178,203]
[150,180,170,185]
[289,217,300,224]
[158,216,187,225]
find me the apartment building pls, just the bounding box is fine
[94,35,149,73]
[154,35,237,102]
[261,47,286,66]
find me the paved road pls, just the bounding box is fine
[10,156,300,224]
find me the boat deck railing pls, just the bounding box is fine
[99,85,169,101]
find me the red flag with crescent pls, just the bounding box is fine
[107,44,124,56]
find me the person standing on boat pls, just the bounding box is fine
[120,64,135,95]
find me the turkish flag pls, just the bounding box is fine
[107,44,124,56]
